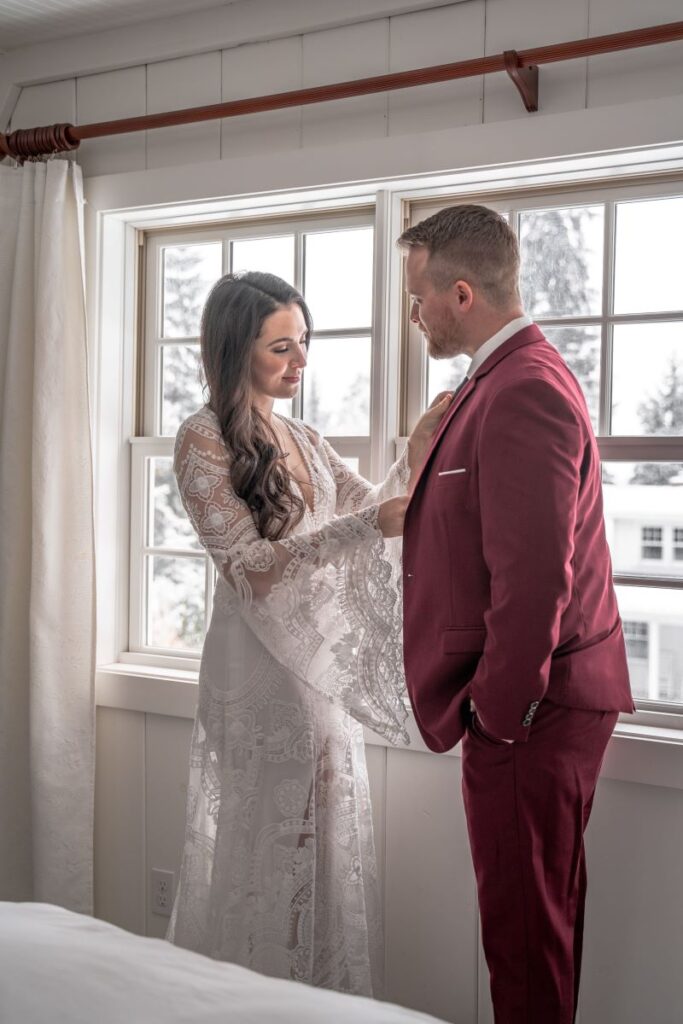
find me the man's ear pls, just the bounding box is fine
[453,279,474,312]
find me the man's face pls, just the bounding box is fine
[405,246,466,359]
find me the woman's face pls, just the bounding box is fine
[251,303,309,402]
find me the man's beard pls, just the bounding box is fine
[426,318,462,359]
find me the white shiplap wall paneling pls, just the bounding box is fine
[579,777,683,1024]
[0,0,244,51]
[387,2,485,137]
[9,77,76,130]
[483,0,589,124]
[146,51,222,170]
[384,747,479,1024]
[301,19,389,149]
[477,939,495,1024]
[76,66,146,177]
[144,713,193,938]
[221,36,303,161]
[94,707,146,935]
[587,0,683,109]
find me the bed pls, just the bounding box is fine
[0,902,447,1023]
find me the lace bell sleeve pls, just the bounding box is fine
[174,412,408,744]
[314,431,411,513]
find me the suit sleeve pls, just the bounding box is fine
[470,378,583,742]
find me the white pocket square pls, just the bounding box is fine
[437,467,467,476]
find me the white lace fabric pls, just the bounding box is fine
[168,406,410,996]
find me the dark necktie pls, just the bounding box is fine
[451,375,469,401]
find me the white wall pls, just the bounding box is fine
[3,0,683,180]
[95,703,683,1024]
[6,1,683,1022]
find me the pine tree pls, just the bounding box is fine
[305,371,331,435]
[162,246,213,432]
[520,208,600,423]
[152,246,216,649]
[630,355,683,485]
[342,370,370,434]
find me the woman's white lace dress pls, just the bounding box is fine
[168,405,410,997]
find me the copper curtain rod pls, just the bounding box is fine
[2,19,682,161]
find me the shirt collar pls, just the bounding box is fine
[466,314,533,378]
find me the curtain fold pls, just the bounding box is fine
[0,159,96,913]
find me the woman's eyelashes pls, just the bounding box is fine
[273,339,307,354]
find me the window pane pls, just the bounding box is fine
[146,554,205,651]
[611,322,683,435]
[615,585,683,703]
[614,196,683,315]
[427,354,469,406]
[304,228,373,329]
[519,205,603,318]
[303,336,371,436]
[150,457,201,550]
[162,243,222,339]
[161,344,204,436]
[602,462,683,577]
[231,235,295,284]
[544,326,601,430]
[341,456,360,473]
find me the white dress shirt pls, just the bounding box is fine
[466,314,533,379]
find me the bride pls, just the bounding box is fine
[168,271,451,997]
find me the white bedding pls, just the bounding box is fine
[0,903,446,1023]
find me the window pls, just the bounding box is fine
[131,211,375,659]
[641,527,663,560]
[403,181,683,709]
[623,620,649,660]
[674,528,683,561]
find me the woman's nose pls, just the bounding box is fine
[410,301,420,324]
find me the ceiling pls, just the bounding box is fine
[0,0,243,51]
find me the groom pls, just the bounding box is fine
[398,204,634,1024]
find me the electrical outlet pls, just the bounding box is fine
[150,869,175,917]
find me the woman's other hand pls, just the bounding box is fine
[377,495,410,538]
[406,390,453,482]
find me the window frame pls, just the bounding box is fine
[130,207,378,661]
[400,175,683,716]
[90,141,683,730]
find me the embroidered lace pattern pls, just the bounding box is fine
[167,406,410,997]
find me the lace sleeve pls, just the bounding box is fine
[174,411,408,744]
[317,434,412,514]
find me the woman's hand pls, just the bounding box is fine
[406,390,454,481]
[377,495,410,538]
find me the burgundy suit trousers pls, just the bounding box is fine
[461,699,618,1024]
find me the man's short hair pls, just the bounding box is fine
[398,204,521,309]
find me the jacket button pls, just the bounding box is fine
[406,572,414,579]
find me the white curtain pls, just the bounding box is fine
[0,159,96,913]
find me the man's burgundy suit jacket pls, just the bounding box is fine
[402,324,634,750]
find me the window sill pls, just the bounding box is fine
[96,663,683,790]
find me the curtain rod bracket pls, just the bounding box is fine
[504,50,539,112]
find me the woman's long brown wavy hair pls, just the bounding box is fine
[200,271,313,541]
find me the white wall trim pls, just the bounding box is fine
[95,665,683,791]
[80,94,683,229]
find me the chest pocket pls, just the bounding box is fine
[432,466,471,507]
